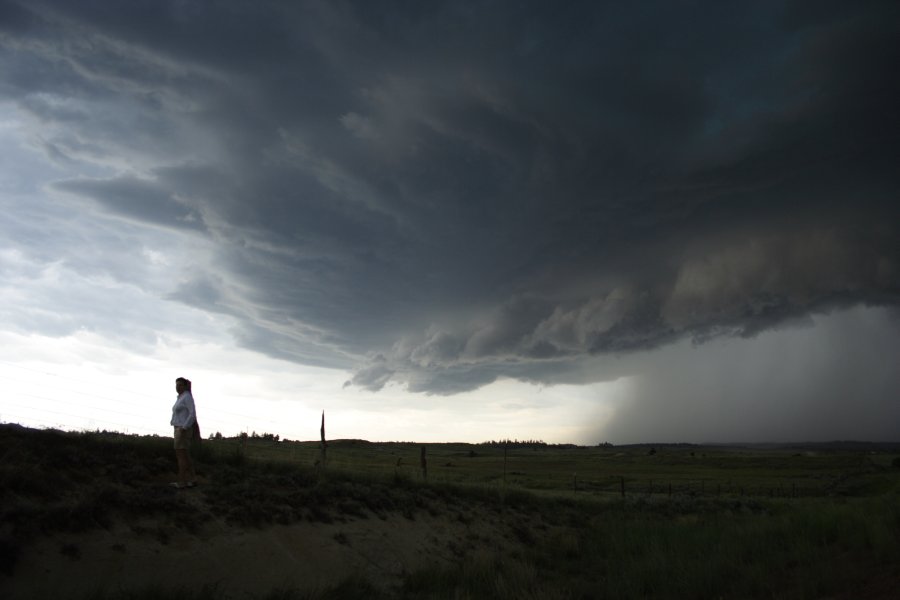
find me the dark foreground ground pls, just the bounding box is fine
[2,424,899,599]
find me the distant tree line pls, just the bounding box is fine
[481,438,547,448]
[209,431,281,442]
[479,438,586,449]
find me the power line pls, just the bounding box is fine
[1,403,159,434]
[0,360,295,423]
[0,372,166,416]
[0,359,161,401]
[0,372,292,429]
[1,413,67,429]
[0,362,313,436]
[1,390,295,437]
[5,389,156,420]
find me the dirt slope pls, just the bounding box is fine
[0,426,536,599]
[5,503,509,599]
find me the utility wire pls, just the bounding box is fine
[0,361,311,437]
[1,403,159,434]
[0,371,292,430]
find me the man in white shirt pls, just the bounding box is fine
[171,377,198,488]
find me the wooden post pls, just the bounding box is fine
[503,442,508,485]
[573,473,577,494]
[621,476,625,498]
[318,410,327,468]
[420,445,427,481]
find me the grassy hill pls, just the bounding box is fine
[2,424,899,599]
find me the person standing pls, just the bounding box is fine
[171,376,198,488]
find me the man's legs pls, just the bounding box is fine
[175,448,196,485]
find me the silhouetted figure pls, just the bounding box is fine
[170,376,198,488]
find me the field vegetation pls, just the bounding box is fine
[2,424,899,599]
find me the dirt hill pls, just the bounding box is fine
[0,425,566,599]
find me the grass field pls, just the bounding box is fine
[2,424,899,599]
[216,435,900,499]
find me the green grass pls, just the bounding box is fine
[2,424,900,599]
[202,435,900,501]
[392,494,900,600]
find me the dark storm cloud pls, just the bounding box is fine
[1,0,898,396]
[53,176,206,231]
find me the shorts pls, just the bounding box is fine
[174,426,193,450]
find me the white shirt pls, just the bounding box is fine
[170,390,196,428]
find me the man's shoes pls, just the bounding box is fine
[169,481,198,489]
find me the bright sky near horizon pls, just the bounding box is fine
[1,1,898,444]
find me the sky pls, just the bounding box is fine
[0,0,898,444]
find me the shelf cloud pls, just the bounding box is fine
[1,1,897,441]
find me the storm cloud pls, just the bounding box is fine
[1,0,897,418]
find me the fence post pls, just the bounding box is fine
[420,445,427,481]
[621,476,625,498]
[318,411,327,468]
[503,442,508,485]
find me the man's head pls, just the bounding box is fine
[175,377,191,394]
